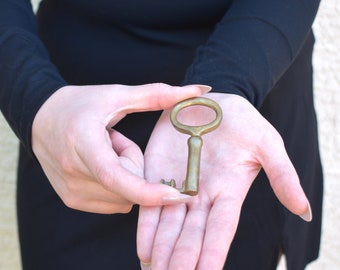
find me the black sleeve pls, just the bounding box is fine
[0,0,67,153]
[183,0,320,108]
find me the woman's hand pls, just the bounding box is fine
[32,83,209,214]
[137,93,311,270]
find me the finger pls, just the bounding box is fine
[196,197,243,270]
[67,195,133,214]
[259,133,311,220]
[110,130,144,177]
[167,201,209,270]
[150,204,187,269]
[137,206,163,265]
[108,129,193,205]
[54,171,134,214]
[117,83,211,114]
[112,166,193,206]
[137,204,187,267]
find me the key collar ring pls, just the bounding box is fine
[170,97,223,137]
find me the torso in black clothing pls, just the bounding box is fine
[37,0,229,86]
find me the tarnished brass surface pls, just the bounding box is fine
[161,97,222,195]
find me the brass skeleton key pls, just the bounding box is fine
[161,97,222,196]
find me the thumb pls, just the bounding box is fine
[260,132,312,221]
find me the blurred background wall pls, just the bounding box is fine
[0,0,339,269]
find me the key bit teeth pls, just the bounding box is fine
[161,179,177,188]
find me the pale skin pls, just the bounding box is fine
[31,83,209,214]
[137,92,312,270]
[32,84,311,269]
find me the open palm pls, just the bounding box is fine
[137,93,311,270]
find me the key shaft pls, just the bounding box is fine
[181,136,203,195]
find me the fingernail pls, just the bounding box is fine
[140,262,151,270]
[196,84,212,93]
[162,193,193,204]
[299,201,312,222]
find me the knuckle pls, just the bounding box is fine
[150,82,169,89]
[58,156,76,176]
[93,167,113,190]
